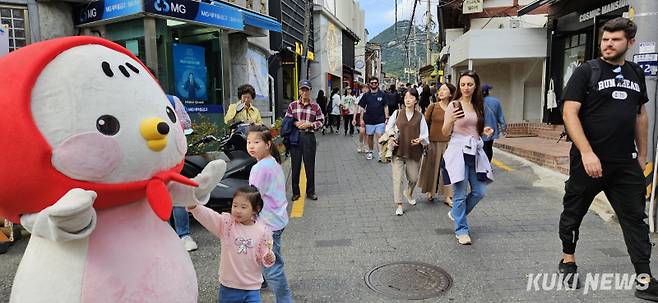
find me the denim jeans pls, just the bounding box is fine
[218,285,260,303]
[262,229,293,303]
[172,206,190,237]
[449,161,487,236]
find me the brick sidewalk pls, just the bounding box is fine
[494,136,571,174]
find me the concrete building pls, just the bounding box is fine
[365,42,381,83]
[439,0,548,123]
[309,0,365,98]
[1,0,78,50]
[1,0,282,127]
[269,0,315,117]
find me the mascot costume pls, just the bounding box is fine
[0,36,226,302]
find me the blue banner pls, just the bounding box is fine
[185,105,224,114]
[76,0,143,25]
[173,43,208,102]
[144,0,243,31]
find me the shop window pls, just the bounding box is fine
[0,5,29,52]
[562,33,587,87]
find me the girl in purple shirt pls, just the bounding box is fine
[246,125,293,302]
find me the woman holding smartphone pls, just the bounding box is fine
[441,71,494,245]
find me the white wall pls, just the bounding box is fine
[483,0,513,8]
[470,58,544,123]
[470,15,547,30]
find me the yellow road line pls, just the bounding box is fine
[290,164,306,218]
[491,158,513,172]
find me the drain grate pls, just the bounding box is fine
[365,261,452,300]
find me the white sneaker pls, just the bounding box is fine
[357,147,363,153]
[403,190,417,205]
[448,211,454,221]
[181,235,198,252]
[456,234,472,245]
[395,206,404,216]
[365,152,374,160]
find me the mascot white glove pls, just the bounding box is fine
[20,188,97,241]
[171,159,227,208]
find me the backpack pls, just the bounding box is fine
[557,59,646,143]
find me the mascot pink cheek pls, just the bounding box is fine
[52,132,122,181]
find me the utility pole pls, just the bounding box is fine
[628,1,658,162]
[413,20,417,83]
[628,0,658,231]
[301,0,311,81]
[426,0,431,66]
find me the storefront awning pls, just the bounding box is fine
[242,10,281,32]
[518,0,556,16]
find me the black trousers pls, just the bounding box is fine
[342,114,354,135]
[329,115,341,131]
[290,132,317,196]
[483,140,494,161]
[559,158,651,275]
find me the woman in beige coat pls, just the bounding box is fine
[418,83,456,206]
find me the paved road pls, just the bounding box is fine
[1,133,656,302]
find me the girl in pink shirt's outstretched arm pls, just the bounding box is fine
[187,186,275,302]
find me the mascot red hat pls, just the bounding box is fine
[0,36,195,223]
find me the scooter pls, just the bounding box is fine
[183,123,257,212]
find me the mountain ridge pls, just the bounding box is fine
[369,20,432,80]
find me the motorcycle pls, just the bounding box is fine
[182,122,257,212]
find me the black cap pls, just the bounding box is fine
[299,79,312,89]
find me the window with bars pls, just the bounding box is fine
[0,5,29,52]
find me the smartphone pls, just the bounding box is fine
[453,101,463,112]
[453,101,464,118]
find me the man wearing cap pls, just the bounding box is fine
[285,80,325,201]
[481,84,507,161]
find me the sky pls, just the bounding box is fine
[358,0,440,41]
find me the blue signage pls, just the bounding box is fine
[185,105,223,114]
[76,0,143,25]
[173,43,208,102]
[144,0,243,31]
[633,53,658,77]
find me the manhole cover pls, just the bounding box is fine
[365,261,452,300]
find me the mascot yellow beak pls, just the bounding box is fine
[140,118,169,151]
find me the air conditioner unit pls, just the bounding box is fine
[510,18,520,29]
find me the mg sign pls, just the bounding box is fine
[154,0,186,14]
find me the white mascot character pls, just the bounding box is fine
[0,36,225,302]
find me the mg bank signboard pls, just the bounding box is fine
[144,0,243,31]
[76,0,143,25]
[77,0,243,31]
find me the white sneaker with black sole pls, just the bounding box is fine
[181,235,198,252]
[395,206,404,216]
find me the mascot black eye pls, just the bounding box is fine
[96,115,120,136]
[166,107,177,123]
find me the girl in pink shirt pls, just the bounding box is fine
[187,186,275,302]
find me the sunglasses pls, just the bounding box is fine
[613,66,624,85]
[370,82,378,85]
[460,70,477,77]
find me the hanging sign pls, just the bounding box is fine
[463,0,483,14]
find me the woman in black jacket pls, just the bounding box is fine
[316,90,328,134]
